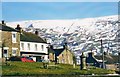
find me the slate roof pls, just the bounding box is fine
[95,55,119,64]
[86,52,119,64]
[0,24,17,32]
[53,48,65,56]
[48,48,55,53]
[20,32,47,43]
[86,53,100,63]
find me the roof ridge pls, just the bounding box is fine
[0,24,18,32]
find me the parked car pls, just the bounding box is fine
[36,59,43,62]
[8,56,21,61]
[8,56,35,62]
[21,57,35,62]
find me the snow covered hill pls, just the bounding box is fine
[6,15,120,56]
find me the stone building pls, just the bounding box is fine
[86,52,105,68]
[0,21,20,58]
[50,43,74,64]
[48,46,55,62]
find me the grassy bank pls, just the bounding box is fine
[2,61,115,76]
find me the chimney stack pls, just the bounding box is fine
[88,52,94,57]
[50,45,53,49]
[63,42,67,49]
[2,20,5,25]
[35,30,38,35]
[15,24,23,33]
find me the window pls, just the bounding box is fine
[62,59,65,63]
[0,31,1,42]
[28,43,30,50]
[62,54,64,57]
[13,34,16,38]
[35,44,37,51]
[41,45,44,51]
[3,49,8,57]
[12,32,17,43]
[12,50,17,56]
[21,43,24,50]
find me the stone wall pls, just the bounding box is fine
[58,49,73,64]
[106,64,116,70]
[49,53,55,61]
[2,31,20,57]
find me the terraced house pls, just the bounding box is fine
[0,21,72,64]
[20,31,49,62]
[0,21,20,59]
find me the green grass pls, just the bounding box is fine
[2,61,115,76]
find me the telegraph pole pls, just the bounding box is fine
[101,39,105,69]
[118,51,120,72]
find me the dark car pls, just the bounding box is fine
[8,56,21,61]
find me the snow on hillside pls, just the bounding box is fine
[7,15,117,33]
[6,15,119,56]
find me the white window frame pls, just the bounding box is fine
[21,43,24,50]
[41,45,44,51]
[12,32,17,43]
[35,44,37,51]
[28,43,30,50]
[12,48,18,56]
[3,47,9,58]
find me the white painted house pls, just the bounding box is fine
[20,32,48,62]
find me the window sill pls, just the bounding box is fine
[12,42,17,43]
